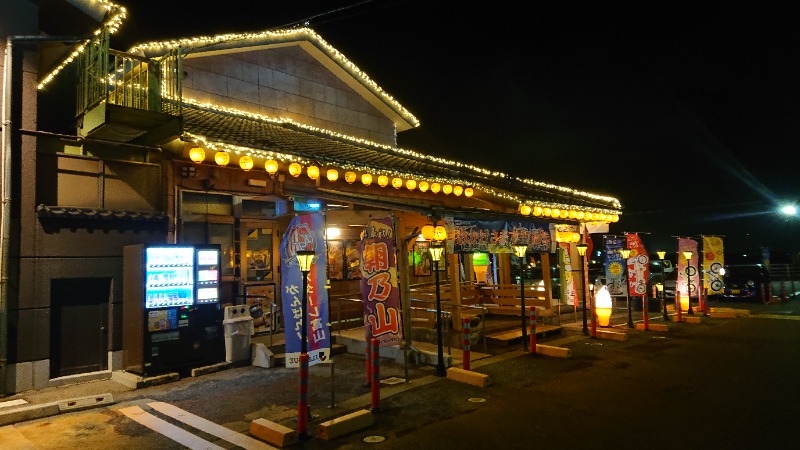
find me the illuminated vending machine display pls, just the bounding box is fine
[195,247,220,304]
[145,246,195,309]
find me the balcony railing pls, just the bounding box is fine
[77,27,182,117]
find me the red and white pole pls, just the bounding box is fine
[643,295,649,330]
[297,353,309,438]
[529,306,537,354]
[462,317,471,371]
[365,341,371,386]
[370,338,380,413]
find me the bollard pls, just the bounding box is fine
[462,317,471,371]
[643,295,649,330]
[370,338,380,413]
[781,282,787,302]
[761,283,767,304]
[529,306,537,354]
[365,342,371,387]
[768,284,774,303]
[701,287,707,315]
[297,353,309,438]
[676,295,682,322]
[590,302,597,338]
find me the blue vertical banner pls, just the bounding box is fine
[359,217,403,347]
[604,236,626,296]
[280,213,331,368]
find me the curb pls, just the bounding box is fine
[0,393,115,426]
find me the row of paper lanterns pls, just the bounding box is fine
[189,147,474,197]
[519,204,620,223]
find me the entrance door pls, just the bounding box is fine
[50,278,110,377]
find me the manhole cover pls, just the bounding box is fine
[380,377,405,385]
[364,435,386,443]
[468,397,486,403]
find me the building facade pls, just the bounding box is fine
[1,1,622,395]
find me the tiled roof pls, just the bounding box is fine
[37,204,168,222]
[181,104,618,211]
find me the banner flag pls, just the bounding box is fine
[677,238,699,299]
[359,217,403,347]
[280,213,331,368]
[702,236,725,295]
[604,236,626,296]
[558,243,577,306]
[625,233,649,296]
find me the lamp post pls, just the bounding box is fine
[620,248,632,328]
[514,244,529,351]
[576,243,589,336]
[657,251,668,321]
[428,242,447,377]
[683,250,694,315]
[295,250,316,439]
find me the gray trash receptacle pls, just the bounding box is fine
[223,306,254,363]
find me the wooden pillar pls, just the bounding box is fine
[448,252,463,329]
[499,253,512,285]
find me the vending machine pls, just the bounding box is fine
[123,244,225,377]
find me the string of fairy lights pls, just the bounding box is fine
[37,1,127,90]
[36,4,622,223]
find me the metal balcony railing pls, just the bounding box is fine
[76,27,182,117]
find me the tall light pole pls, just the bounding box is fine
[683,250,694,315]
[514,244,528,351]
[576,243,589,336]
[295,250,316,439]
[620,248,632,328]
[657,250,668,321]
[428,242,446,377]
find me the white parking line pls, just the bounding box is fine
[148,402,276,450]
[118,405,224,450]
[748,314,799,320]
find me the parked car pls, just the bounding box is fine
[646,255,677,300]
[710,264,770,302]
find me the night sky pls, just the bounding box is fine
[114,1,800,260]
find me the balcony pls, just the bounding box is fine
[75,29,182,146]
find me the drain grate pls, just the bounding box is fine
[364,435,386,443]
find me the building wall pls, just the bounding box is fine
[182,45,397,146]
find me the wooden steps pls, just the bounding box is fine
[485,324,562,346]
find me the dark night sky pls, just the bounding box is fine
[114,1,800,260]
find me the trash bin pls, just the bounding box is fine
[223,305,254,363]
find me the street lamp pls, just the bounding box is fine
[428,242,447,377]
[619,248,632,328]
[295,249,315,439]
[514,244,529,351]
[657,251,668,321]
[683,250,694,315]
[576,243,589,336]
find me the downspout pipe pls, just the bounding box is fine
[2,35,82,396]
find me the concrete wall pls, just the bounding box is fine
[182,45,397,146]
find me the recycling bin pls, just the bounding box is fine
[223,305,255,363]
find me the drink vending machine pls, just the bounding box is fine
[123,244,225,377]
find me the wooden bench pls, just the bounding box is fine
[476,284,555,322]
